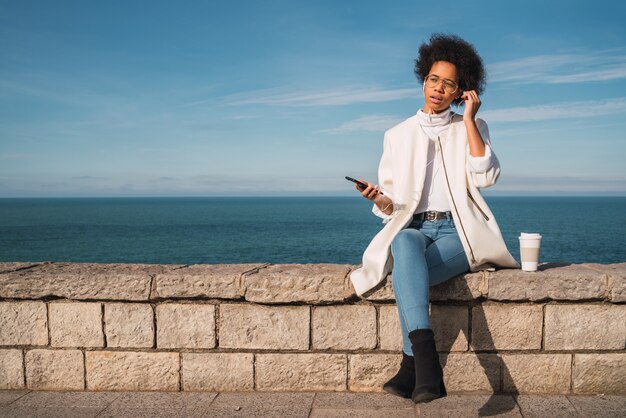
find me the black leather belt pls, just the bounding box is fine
[414,211,452,221]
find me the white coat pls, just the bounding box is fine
[350,113,519,296]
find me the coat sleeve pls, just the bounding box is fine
[372,131,395,223]
[467,119,501,189]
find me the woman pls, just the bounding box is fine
[350,34,518,403]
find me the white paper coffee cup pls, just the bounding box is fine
[519,232,542,272]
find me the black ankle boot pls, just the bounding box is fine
[408,329,447,403]
[382,352,415,398]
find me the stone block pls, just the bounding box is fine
[11,391,121,408]
[103,391,217,411]
[156,303,215,349]
[362,275,395,301]
[0,349,24,389]
[182,353,253,391]
[567,394,626,416]
[348,354,401,392]
[86,351,179,391]
[49,302,104,348]
[207,392,314,416]
[609,275,626,303]
[471,303,542,350]
[25,349,84,390]
[243,264,351,304]
[515,395,580,417]
[573,353,626,394]
[219,304,309,350]
[312,392,414,410]
[0,389,28,406]
[0,262,42,274]
[545,304,626,350]
[431,305,469,352]
[417,394,520,417]
[502,354,572,394]
[0,262,174,301]
[488,264,607,301]
[105,303,154,348]
[430,272,487,301]
[312,305,376,350]
[585,263,626,302]
[255,353,347,391]
[441,353,500,392]
[378,305,402,351]
[0,302,48,346]
[155,264,262,299]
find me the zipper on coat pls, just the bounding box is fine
[437,137,477,264]
[467,189,490,221]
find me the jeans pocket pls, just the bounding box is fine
[449,218,456,229]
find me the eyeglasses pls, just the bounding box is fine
[424,75,459,94]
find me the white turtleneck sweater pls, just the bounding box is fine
[415,108,494,214]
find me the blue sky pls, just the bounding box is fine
[1,0,625,197]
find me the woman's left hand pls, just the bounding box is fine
[460,90,481,121]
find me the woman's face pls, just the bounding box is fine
[422,61,461,114]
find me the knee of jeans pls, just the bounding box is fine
[391,229,421,253]
[391,229,412,248]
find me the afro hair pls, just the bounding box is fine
[415,33,486,103]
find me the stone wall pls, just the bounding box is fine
[0,261,624,394]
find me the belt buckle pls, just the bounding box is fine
[425,211,436,221]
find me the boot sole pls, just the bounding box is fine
[412,391,442,403]
[412,381,447,403]
[383,384,412,399]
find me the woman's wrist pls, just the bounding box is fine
[464,117,477,126]
[375,195,393,215]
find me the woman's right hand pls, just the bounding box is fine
[357,180,393,215]
[356,180,380,201]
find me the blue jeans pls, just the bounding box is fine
[390,216,470,355]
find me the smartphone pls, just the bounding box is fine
[345,176,384,195]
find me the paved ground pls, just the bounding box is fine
[0,391,625,417]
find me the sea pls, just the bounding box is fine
[0,196,624,265]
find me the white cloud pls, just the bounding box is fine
[480,97,626,123]
[489,49,626,84]
[223,86,417,107]
[320,114,404,134]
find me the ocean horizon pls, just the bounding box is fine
[1,195,624,266]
